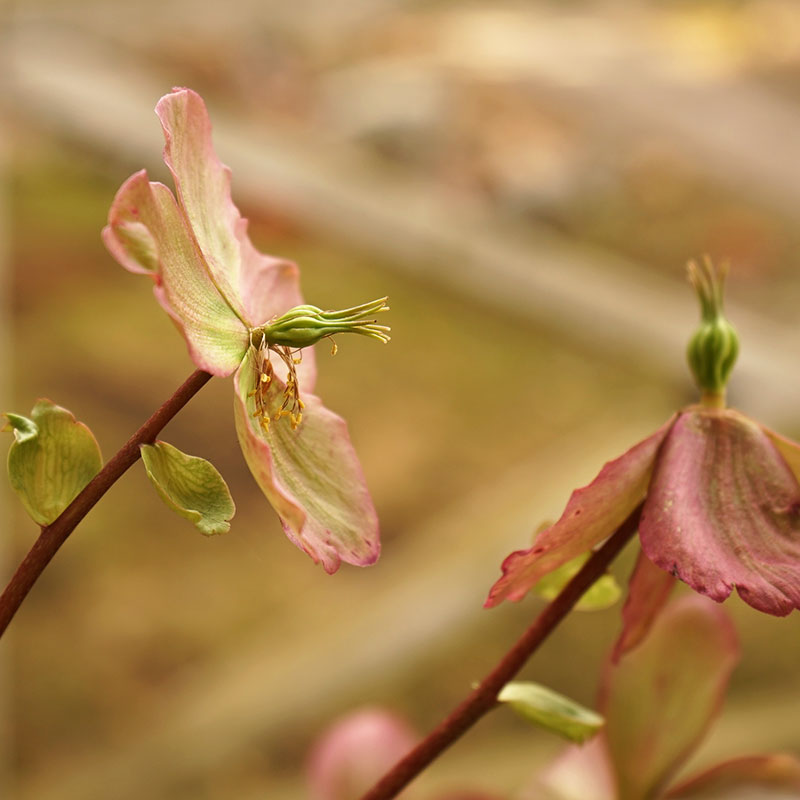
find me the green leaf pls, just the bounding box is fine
[3,400,103,525]
[498,681,605,743]
[140,441,235,535]
[533,552,621,611]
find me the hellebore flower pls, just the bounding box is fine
[531,595,800,800]
[487,259,800,618]
[102,88,389,572]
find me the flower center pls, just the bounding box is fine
[249,337,305,432]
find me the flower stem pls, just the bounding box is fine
[360,503,642,800]
[0,368,213,638]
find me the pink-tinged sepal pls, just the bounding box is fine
[612,548,676,662]
[666,754,800,798]
[485,416,676,607]
[601,595,739,800]
[640,407,800,616]
[102,170,248,377]
[233,352,380,572]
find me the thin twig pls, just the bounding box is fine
[0,369,213,638]
[360,504,642,800]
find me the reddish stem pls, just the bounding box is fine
[360,504,642,800]
[0,369,212,637]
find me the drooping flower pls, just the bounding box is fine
[531,595,800,800]
[102,88,389,572]
[487,259,800,619]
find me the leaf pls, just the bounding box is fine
[533,552,621,611]
[3,400,102,525]
[601,595,739,800]
[140,441,235,535]
[497,682,604,744]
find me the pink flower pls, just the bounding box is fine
[532,595,800,800]
[487,260,800,617]
[308,709,418,800]
[102,88,387,572]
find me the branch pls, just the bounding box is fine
[0,368,213,638]
[360,504,642,800]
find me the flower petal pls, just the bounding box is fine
[601,595,739,800]
[307,708,417,800]
[531,739,615,800]
[640,407,800,615]
[156,88,305,329]
[102,170,248,376]
[233,351,379,572]
[611,548,676,663]
[666,754,800,798]
[485,416,676,607]
[763,425,800,485]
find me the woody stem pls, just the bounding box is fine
[360,503,642,800]
[0,369,212,638]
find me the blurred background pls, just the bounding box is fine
[4,0,800,797]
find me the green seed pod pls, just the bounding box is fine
[252,297,391,350]
[686,258,739,399]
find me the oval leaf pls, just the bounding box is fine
[498,682,605,744]
[3,400,102,526]
[533,552,621,611]
[140,441,235,535]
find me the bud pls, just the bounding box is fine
[686,258,739,404]
[252,297,390,350]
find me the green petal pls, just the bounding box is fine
[498,682,605,744]
[140,441,235,535]
[233,350,379,572]
[4,400,102,526]
[533,552,621,611]
[103,170,249,376]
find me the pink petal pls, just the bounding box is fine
[666,754,800,798]
[156,88,303,328]
[307,708,417,800]
[103,171,248,376]
[763,425,800,485]
[532,739,615,800]
[233,352,379,572]
[611,548,676,663]
[485,416,677,607]
[640,407,800,615]
[600,595,739,800]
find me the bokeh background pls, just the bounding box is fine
[4,0,800,797]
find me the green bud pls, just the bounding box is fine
[686,258,739,402]
[252,297,391,350]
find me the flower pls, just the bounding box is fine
[531,595,800,800]
[307,707,504,800]
[486,259,800,618]
[102,87,388,572]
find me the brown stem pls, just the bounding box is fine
[0,369,213,637]
[360,503,642,800]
